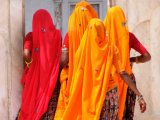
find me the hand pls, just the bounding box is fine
[24,49,31,60]
[60,50,69,68]
[138,97,146,113]
[130,62,134,68]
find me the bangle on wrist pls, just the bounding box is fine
[25,58,32,68]
[137,94,143,102]
[62,47,68,52]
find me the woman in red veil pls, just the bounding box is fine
[19,9,61,120]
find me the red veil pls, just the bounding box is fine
[19,9,61,120]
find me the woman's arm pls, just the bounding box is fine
[113,45,146,113]
[119,71,140,96]
[130,52,151,63]
[119,71,146,113]
[24,49,32,62]
[60,48,69,68]
[23,49,32,68]
[129,32,151,63]
[60,33,69,68]
[23,32,33,67]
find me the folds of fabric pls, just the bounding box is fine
[54,67,68,119]
[62,19,114,120]
[104,6,132,120]
[67,1,98,98]
[19,9,61,120]
[55,1,98,119]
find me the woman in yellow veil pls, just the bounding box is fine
[54,1,98,119]
[61,18,146,120]
[104,6,146,120]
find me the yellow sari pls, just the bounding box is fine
[104,6,132,120]
[54,1,98,119]
[62,18,114,120]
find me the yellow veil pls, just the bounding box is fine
[104,6,132,120]
[67,1,98,97]
[54,1,98,119]
[62,18,114,120]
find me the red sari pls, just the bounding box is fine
[19,9,61,120]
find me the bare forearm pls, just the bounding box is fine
[130,52,151,63]
[23,49,31,61]
[120,72,147,113]
[60,48,69,68]
[120,71,141,96]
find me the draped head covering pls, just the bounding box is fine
[62,18,114,120]
[19,9,61,120]
[67,1,98,96]
[104,6,132,119]
[55,1,98,119]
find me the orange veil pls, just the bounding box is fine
[104,6,132,119]
[67,1,98,97]
[62,18,114,120]
[54,1,98,119]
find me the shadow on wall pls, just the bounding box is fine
[131,20,152,119]
[132,6,160,120]
[150,6,160,116]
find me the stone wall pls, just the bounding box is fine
[0,0,24,119]
[116,0,160,120]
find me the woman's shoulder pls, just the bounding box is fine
[25,32,33,39]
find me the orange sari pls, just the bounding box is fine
[54,1,98,119]
[104,6,132,120]
[62,18,114,120]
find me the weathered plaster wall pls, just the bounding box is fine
[116,0,160,119]
[0,0,23,119]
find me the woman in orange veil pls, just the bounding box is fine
[62,18,116,120]
[60,18,146,120]
[54,1,98,119]
[104,6,146,119]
